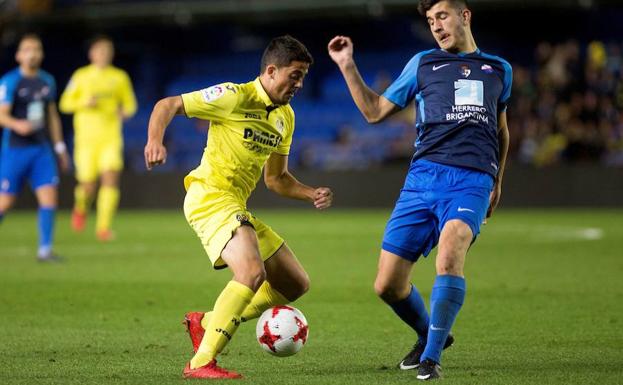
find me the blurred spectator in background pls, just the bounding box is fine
[509,39,623,167]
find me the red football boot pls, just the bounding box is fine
[183,312,206,353]
[183,360,242,379]
[71,210,86,232]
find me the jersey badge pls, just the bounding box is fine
[460,65,471,78]
[200,85,225,102]
[275,118,284,134]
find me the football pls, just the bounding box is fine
[256,305,309,357]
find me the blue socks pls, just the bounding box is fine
[389,284,430,342]
[37,207,55,255]
[422,275,465,364]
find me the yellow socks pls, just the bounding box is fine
[74,185,93,214]
[95,186,119,232]
[191,281,254,369]
[240,281,289,321]
[199,281,289,330]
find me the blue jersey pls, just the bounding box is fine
[383,48,512,177]
[0,68,57,148]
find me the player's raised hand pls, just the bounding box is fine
[328,36,354,67]
[144,140,167,170]
[313,187,333,210]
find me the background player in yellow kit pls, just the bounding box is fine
[144,35,332,379]
[59,35,137,241]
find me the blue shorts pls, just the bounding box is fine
[382,159,494,262]
[0,144,59,194]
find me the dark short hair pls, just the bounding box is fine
[89,34,113,48]
[260,35,313,73]
[417,0,469,16]
[19,33,42,45]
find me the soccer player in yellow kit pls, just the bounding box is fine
[59,36,136,241]
[144,35,332,379]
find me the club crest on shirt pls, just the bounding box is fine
[236,213,250,223]
[200,85,225,102]
[275,118,284,134]
[481,64,494,74]
[460,65,471,78]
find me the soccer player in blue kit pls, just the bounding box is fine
[0,34,69,261]
[329,0,511,380]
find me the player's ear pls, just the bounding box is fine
[265,64,277,79]
[462,8,471,25]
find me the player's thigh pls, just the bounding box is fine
[28,146,59,193]
[264,243,309,301]
[183,180,260,271]
[374,249,414,301]
[74,144,99,183]
[97,141,123,175]
[221,225,265,290]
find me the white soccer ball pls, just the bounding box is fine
[256,305,309,357]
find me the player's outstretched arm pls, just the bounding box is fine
[264,153,333,210]
[47,102,70,172]
[144,95,185,170]
[487,110,510,218]
[328,36,399,123]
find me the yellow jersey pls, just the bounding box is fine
[181,78,295,203]
[59,64,137,145]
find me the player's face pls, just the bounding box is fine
[89,40,114,67]
[16,38,44,70]
[426,1,470,52]
[266,61,310,105]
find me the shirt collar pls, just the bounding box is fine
[253,77,276,107]
[441,47,481,57]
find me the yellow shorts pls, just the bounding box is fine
[183,180,284,269]
[74,141,123,183]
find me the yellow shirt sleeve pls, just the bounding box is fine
[118,71,137,117]
[59,70,85,114]
[181,83,239,121]
[275,106,295,155]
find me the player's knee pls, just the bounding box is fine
[233,263,266,292]
[0,196,16,212]
[293,272,310,300]
[436,257,463,276]
[374,280,405,303]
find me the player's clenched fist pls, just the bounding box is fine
[313,187,333,210]
[144,140,167,170]
[327,36,354,67]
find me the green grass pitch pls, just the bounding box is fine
[1,209,622,384]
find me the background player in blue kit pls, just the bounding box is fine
[329,0,511,380]
[0,34,70,261]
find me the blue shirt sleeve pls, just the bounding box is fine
[382,50,431,109]
[498,60,513,112]
[0,71,20,105]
